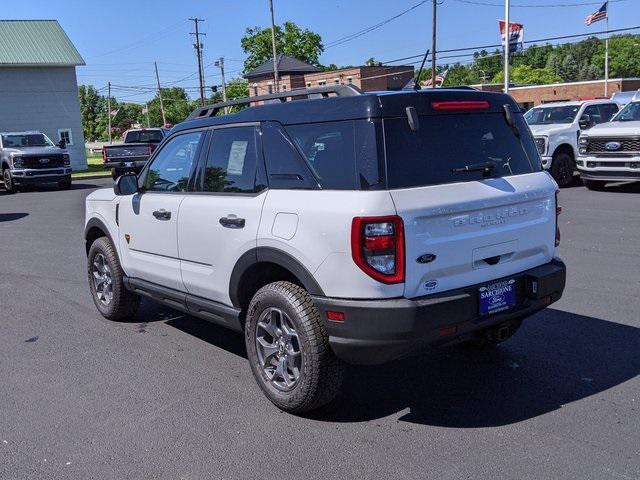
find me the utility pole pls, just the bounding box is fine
[504,0,510,94]
[154,62,168,127]
[215,57,228,114]
[604,12,609,96]
[431,0,437,89]
[268,0,280,92]
[190,18,206,105]
[107,82,112,144]
[144,103,150,128]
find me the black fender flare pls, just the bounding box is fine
[84,217,116,255]
[229,247,325,308]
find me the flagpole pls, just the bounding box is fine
[504,0,510,94]
[604,5,609,97]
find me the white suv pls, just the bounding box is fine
[84,86,566,412]
[525,99,620,187]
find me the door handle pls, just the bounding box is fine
[152,209,171,221]
[219,215,245,229]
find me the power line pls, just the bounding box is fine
[451,0,630,7]
[325,0,430,49]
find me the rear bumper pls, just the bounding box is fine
[105,160,148,172]
[313,258,566,365]
[11,168,71,185]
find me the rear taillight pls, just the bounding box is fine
[351,216,405,284]
[555,190,562,247]
[102,147,107,162]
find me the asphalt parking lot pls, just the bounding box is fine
[1,178,639,480]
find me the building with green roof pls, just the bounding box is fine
[0,20,86,169]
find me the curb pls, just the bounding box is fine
[72,173,112,180]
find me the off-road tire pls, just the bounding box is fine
[584,179,607,191]
[87,236,140,320]
[550,152,575,188]
[3,169,15,193]
[245,281,344,413]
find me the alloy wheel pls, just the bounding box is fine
[92,253,113,306]
[255,307,303,391]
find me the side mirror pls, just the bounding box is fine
[579,114,592,130]
[114,174,139,196]
[57,139,66,149]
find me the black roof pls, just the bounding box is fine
[244,54,321,79]
[173,88,521,135]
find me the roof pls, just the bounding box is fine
[537,98,618,108]
[244,54,321,79]
[175,88,519,133]
[0,20,84,66]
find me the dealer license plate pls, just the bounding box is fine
[479,279,516,315]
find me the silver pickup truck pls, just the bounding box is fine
[1,131,72,193]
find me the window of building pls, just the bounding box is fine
[267,83,273,94]
[306,82,312,88]
[318,80,327,86]
[201,126,263,194]
[253,86,258,96]
[334,79,340,85]
[347,77,353,85]
[281,84,287,91]
[58,129,73,146]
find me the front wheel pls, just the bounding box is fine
[58,176,72,190]
[3,169,15,193]
[87,236,140,320]
[584,179,607,191]
[245,281,343,413]
[550,152,575,188]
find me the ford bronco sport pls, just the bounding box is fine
[84,86,566,413]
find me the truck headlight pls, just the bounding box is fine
[12,156,24,168]
[63,154,71,166]
[578,136,588,155]
[534,136,547,156]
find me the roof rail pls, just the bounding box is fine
[187,85,362,120]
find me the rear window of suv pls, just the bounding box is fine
[384,113,540,189]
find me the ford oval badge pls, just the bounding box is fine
[424,280,438,291]
[417,253,437,264]
[605,141,622,151]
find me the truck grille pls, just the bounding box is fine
[21,155,65,169]
[586,137,640,156]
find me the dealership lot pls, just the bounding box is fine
[1,179,639,479]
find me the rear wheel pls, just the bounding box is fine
[245,281,343,413]
[550,152,575,188]
[87,236,140,320]
[584,179,607,191]
[3,169,15,193]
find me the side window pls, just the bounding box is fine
[598,103,619,122]
[201,126,262,193]
[285,121,359,190]
[261,122,317,190]
[583,105,603,125]
[143,131,204,192]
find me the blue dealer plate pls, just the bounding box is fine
[479,279,516,315]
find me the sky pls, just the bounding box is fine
[2,0,639,103]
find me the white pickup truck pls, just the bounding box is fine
[578,100,640,190]
[525,99,620,187]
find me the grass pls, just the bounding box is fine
[72,155,110,178]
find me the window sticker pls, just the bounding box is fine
[228,140,248,175]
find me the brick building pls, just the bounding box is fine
[471,78,640,109]
[245,54,414,96]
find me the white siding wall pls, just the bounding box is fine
[0,67,87,169]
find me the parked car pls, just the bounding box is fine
[525,99,620,187]
[577,100,640,189]
[84,86,566,413]
[611,89,640,108]
[1,131,71,193]
[102,128,169,179]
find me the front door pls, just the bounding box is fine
[118,130,206,290]
[178,125,267,305]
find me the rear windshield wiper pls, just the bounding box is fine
[451,161,495,177]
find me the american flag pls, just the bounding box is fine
[585,2,608,26]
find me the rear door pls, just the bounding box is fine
[177,124,267,305]
[384,110,557,299]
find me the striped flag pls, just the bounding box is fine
[585,2,608,26]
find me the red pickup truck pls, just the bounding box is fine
[102,128,170,179]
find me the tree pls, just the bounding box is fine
[78,85,108,142]
[365,57,383,67]
[241,21,323,72]
[593,34,640,78]
[493,65,561,85]
[147,87,198,127]
[559,55,579,82]
[113,103,143,135]
[209,78,250,114]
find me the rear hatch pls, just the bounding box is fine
[382,93,557,298]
